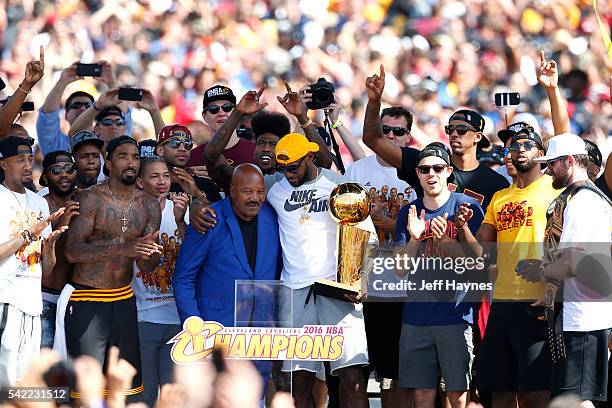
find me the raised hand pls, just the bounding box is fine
[172,192,190,224]
[22,46,45,89]
[29,207,66,238]
[106,346,137,406]
[455,202,473,229]
[156,383,188,408]
[74,355,105,407]
[407,205,426,239]
[326,102,341,123]
[98,60,117,87]
[430,213,448,241]
[537,50,558,90]
[56,200,80,228]
[173,167,199,197]
[95,87,120,110]
[135,89,159,112]
[59,61,82,85]
[365,64,385,101]
[43,226,69,248]
[277,82,307,117]
[236,88,268,115]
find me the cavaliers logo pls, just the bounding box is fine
[496,200,534,231]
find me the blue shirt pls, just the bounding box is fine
[36,107,134,155]
[395,192,484,326]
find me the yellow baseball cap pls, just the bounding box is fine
[275,133,319,165]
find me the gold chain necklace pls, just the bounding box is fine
[106,182,135,233]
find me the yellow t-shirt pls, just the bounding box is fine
[483,175,561,300]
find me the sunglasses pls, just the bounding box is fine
[444,124,477,136]
[100,118,125,127]
[546,156,567,167]
[204,103,235,114]
[164,138,193,150]
[509,141,538,152]
[502,147,511,157]
[417,164,447,174]
[382,125,408,136]
[68,101,92,111]
[275,156,306,173]
[48,163,76,176]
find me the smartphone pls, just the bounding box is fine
[76,63,102,77]
[237,125,253,141]
[118,87,144,102]
[495,92,521,107]
[0,77,5,92]
[21,101,34,111]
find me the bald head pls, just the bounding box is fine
[230,163,266,221]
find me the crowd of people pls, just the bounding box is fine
[0,1,611,408]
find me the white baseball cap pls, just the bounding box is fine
[534,133,587,162]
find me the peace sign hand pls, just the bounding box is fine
[237,88,268,114]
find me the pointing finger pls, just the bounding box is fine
[256,87,265,99]
[283,81,292,93]
[539,50,545,67]
[39,45,45,67]
[379,64,385,79]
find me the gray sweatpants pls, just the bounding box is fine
[0,303,41,385]
[137,321,181,407]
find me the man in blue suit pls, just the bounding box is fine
[173,163,281,385]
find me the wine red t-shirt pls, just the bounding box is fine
[187,139,256,167]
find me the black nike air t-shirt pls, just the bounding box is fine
[397,146,510,211]
[169,175,222,202]
[595,174,612,201]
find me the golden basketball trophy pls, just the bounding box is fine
[314,183,372,301]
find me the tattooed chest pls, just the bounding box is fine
[92,204,147,239]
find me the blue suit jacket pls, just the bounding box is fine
[173,198,281,327]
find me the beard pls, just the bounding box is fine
[551,167,571,189]
[120,174,137,186]
[77,172,98,188]
[49,180,76,197]
[512,158,538,173]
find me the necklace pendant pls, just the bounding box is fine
[121,226,128,233]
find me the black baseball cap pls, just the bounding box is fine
[0,136,33,159]
[70,130,104,154]
[106,135,139,160]
[40,151,74,187]
[418,142,452,165]
[449,109,489,148]
[139,139,157,158]
[498,122,535,145]
[511,129,545,150]
[95,106,125,123]
[477,145,504,166]
[203,85,236,108]
[584,139,602,167]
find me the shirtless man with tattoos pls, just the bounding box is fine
[63,135,162,398]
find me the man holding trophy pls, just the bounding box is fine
[265,132,378,408]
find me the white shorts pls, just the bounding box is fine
[281,285,368,375]
[0,303,41,385]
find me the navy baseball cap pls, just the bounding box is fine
[70,130,104,154]
[106,135,139,160]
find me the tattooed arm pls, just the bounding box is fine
[202,110,241,190]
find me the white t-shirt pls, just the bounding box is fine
[0,185,51,316]
[559,189,612,331]
[131,199,187,325]
[266,169,378,289]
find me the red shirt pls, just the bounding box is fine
[188,139,256,167]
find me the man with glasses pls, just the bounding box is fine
[155,124,221,202]
[461,128,560,407]
[188,85,256,170]
[395,142,484,408]
[363,66,509,212]
[266,133,377,408]
[497,121,539,185]
[36,61,122,155]
[40,151,80,348]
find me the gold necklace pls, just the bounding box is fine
[106,182,135,233]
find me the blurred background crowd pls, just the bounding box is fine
[0,0,610,170]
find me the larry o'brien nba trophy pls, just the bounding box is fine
[314,183,372,301]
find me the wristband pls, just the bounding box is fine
[93,102,102,112]
[299,118,313,129]
[17,85,31,94]
[331,119,343,129]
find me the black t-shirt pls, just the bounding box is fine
[169,175,222,202]
[398,146,510,211]
[237,214,258,272]
[595,174,612,201]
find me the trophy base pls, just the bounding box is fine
[314,278,359,302]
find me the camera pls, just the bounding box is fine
[307,78,335,110]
